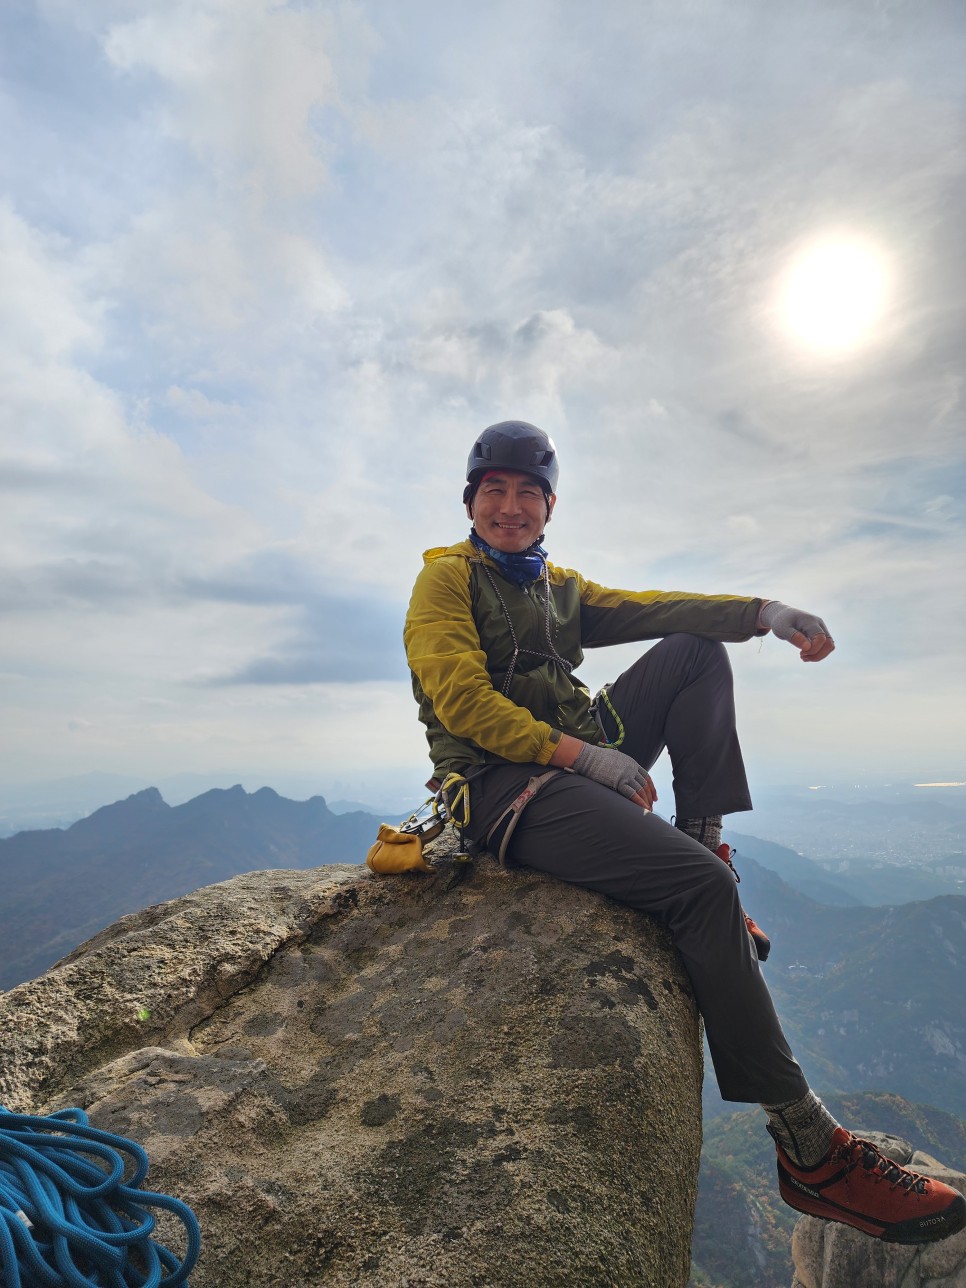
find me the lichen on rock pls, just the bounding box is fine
[0,842,704,1287]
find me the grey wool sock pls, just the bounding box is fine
[675,815,723,853]
[763,1091,840,1168]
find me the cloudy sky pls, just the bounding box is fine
[1,0,963,807]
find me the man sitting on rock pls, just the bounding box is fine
[403,419,966,1245]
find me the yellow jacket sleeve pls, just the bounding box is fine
[404,555,560,765]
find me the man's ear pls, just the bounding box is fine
[465,501,474,521]
[546,492,556,522]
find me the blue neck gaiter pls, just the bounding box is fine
[469,529,548,586]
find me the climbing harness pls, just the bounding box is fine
[367,765,561,872]
[483,769,561,865]
[0,1103,201,1287]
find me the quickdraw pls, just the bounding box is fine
[398,773,471,843]
[367,773,476,874]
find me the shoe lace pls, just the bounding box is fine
[716,844,741,884]
[839,1135,928,1194]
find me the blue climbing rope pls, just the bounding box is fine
[0,1104,201,1287]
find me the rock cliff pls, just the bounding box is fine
[790,1132,966,1288]
[0,839,704,1287]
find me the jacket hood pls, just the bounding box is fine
[421,538,487,567]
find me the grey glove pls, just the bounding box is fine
[759,600,831,644]
[573,742,648,800]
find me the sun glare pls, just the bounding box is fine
[776,235,891,355]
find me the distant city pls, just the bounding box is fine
[729,781,966,875]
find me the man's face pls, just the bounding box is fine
[468,470,556,553]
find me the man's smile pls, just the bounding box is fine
[468,470,554,552]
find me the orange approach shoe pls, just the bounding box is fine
[774,1126,966,1244]
[714,843,771,961]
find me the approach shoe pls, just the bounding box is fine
[773,1125,966,1244]
[714,843,771,962]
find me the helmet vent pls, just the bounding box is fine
[464,420,559,493]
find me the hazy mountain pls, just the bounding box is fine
[727,828,966,905]
[0,772,422,836]
[0,786,376,989]
[819,858,966,906]
[736,786,966,885]
[690,1093,966,1288]
[710,849,966,1119]
[328,798,415,818]
[4,787,964,1118]
[725,831,863,906]
[768,897,966,1117]
[0,772,150,835]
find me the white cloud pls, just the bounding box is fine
[0,199,286,689]
[103,0,337,200]
[0,202,100,363]
[1,0,963,793]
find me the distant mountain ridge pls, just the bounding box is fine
[715,846,966,1118]
[0,786,377,989]
[0,771,419,836]
[3,788,965,1120]
[725,830,863,906]
[727,828,966,905]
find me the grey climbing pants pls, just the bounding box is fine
[464,633,809,1105]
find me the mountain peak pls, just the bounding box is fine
[80,786,169,823]
[128,787,166,805]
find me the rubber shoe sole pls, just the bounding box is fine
[776,1127,966,1244]
[744,913,771,963]
[713,844,771,961]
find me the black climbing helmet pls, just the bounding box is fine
[462,421,559,504]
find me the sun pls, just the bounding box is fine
[776,235,892,354]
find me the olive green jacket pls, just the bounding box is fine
[404,538,763,778]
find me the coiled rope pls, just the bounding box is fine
[0,1104,201,1287]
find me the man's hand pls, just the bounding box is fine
[571,741,657,810]
[759,600,835,662]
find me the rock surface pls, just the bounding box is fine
[790,1132,966,1288]
[0,839,704,1287]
